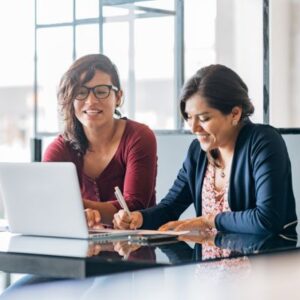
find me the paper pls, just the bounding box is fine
[136,229,189,236]
[90,228,189,237]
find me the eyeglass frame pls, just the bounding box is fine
[74,84,119,101]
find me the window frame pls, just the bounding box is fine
[33,0,300,161]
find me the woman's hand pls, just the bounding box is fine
[113,210,143,230]
[84,208,101,229]
[113,241,141,259]
[159,215,216,232]
[86,243,102,257]
[178,231,217,246]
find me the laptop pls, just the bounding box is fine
[0,162,135,240]
[5,233,92,258]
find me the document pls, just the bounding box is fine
[89,228,189,238]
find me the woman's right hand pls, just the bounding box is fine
[113,210,143,230]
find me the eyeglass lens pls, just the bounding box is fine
[76,85,111,100]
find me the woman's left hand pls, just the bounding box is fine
[84,208,101,229]
[178,231,217,246]
[159,215,216,232]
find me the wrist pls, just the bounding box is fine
[133,211,143,229]
[84,199,97,209]
[206,214,216,229]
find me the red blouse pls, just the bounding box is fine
[43,119,157,211]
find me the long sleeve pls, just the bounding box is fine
[43,135,73,162]
[215,125,297,235]
[109,123,157,211]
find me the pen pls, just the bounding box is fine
[114,186,131,217]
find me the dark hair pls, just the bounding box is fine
[58,53,122,154]
[180,64,254,121]
[180,64,254,166]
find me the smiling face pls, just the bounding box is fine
[185,93,242,152]
[73,70,122,131]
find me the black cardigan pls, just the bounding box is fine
[141,121,297,234]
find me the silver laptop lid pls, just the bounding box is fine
[0,162,89,239]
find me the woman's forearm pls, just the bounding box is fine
[84,199,118,225]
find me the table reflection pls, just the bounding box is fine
[156,232,297,265]
[0,232,299,300]
[2,231,298,264]
[0,232,298,299]
[4,233,157,263]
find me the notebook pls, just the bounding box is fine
[0,162,138,240]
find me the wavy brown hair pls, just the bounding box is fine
[58,54,122,154]
[179,64,254,166]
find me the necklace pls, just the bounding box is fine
[220,168,226,178]
[215,164,226,178]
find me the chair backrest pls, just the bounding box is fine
[281,134,300,226]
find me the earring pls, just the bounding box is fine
[232,120,238,126]
[114,107,122,118]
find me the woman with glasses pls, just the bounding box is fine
[113,64,297,235]
[43,54,157,227]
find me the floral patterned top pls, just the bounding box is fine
[202,163,231,259]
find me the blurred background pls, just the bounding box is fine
[0,0,300,214]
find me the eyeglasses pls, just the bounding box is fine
[75,84,119,101]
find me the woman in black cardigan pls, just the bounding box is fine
[113,64,297,235]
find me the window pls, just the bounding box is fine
[0,0,34,216]
[34,0,264,136]
[0,0,34,162]
[0,0,266,164]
